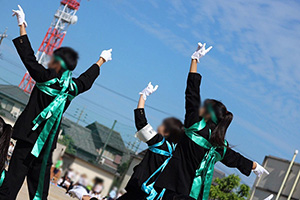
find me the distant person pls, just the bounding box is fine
[69,181,104,200]
[0,5,113,200]
[0,117,12,187]
[77,174,89,188]
[58,171,72,190]
[118,83,184,200]
[6,141,15,167]
[108,187,118,200]
[50,156,63,183]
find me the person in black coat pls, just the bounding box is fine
[0,5,113,200]
[154,43,269,200]
[118,82,184,200]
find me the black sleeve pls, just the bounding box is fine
[134,108,165,146]
[221,148,253,176]
[184,73,202,128]
[13,35,56,82]
[134,108,148,131]
[73,64,100,94]
[146,134,165,146]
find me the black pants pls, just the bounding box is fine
[0,140,53,200]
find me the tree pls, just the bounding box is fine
[209,174,250,200]
[58,135,76,155]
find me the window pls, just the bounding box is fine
[102,150,115,161]
[0,98,14,112]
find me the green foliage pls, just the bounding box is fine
[209,174,250,200]
[58,135,76,155]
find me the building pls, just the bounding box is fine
[60,118,128,195]
[250,155,300,200]
[87,122,126,170]
[0,84,29,125]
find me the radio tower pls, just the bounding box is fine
[19,0,80,94]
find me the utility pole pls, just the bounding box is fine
[0,28,8,46]
[98,120,117,162]
[135,140,141,153]
[75,106,86,124]
[276,150,298,200]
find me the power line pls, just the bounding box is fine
[72,71,176,117]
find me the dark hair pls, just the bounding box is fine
[0,117,12,172]
[53,47,79,71]
[162,117,184,144]
[204,99,233,147]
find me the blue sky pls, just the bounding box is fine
[0,0,299,186]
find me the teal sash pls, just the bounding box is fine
[142,138,176,200]
[185,119,227,200]
[0,170,5,186]
[31,69,78,200]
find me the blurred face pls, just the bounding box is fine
[199,107,205,117]
[199,106,211,120]
[48,56,62,72]
[157,124,170,138]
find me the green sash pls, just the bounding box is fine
[31,69,78,200]
[0,170,5,186]
[185,119,227,200]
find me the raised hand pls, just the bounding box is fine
[12,5,27,27]
[253,162,269,177]
[139,82,159,101]
[191,42,212,63]
[100,49,112,62]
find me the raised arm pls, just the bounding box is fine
[12,5,55,83]
[73,49,112,95]
[221,147,269,177]
[135,82,159,144]
[185,43,212,128]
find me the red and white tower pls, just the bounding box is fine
[19,0,80,94]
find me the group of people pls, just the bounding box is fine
[0,4,272,200]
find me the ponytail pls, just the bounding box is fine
[0,118,12,172]
[210,111,233,147]
[203,99,233,148]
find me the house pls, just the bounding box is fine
[250,155,300,200]
[0,84,29,125]
[86,122,127,170]
[60,118,128,195]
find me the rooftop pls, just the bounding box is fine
[86,122,127,153]
[0,84,29,105]
[61,117,98,157]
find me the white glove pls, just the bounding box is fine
[253,162,269,177]
[12,5,27,27]
[139,82,158,100]
[264,194,274,200]
[191,42,212,62]
[100,49,112,62]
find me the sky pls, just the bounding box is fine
[0,0,299,186]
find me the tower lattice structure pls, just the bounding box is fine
[19,0,80,94]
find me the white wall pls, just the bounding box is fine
[66,157,115,195]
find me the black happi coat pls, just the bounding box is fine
[124,108,169,197]
[12,35,100,149]
[155,73,253,198]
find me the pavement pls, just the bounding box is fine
[17,181,74,200]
